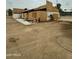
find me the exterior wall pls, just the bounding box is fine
[53,14,59,21]
[53,12,60,20]
[13,8,24,14]
[22,11,59,21]
[22,13,28,19]
[46,1,60,20]
[53,12,60,19]
[46,1,53,12]
[13,14,21,19]
[22,1,60,21]
[24,13,27,19]
[46,1,59,12]
[28,12,36,20]
[13,8,24,19]
[37,11,47,21]
[28,12,32,20]
[22,11,47,21]
[22,13,24,19]
[22,12,36,20]
[47,12,60,21]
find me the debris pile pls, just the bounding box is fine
[16,19,32,25]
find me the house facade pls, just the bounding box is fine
[22,1,60,22]
[13,8,24,19]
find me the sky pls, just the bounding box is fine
[6,0,72,11]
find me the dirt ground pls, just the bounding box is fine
[6,16,72,59]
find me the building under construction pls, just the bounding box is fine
[22,1,60,22]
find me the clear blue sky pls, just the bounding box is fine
[6,0,72,10]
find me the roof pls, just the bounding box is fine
[22,1,59,13]
[23,8,46,13]
[13,8,25,14]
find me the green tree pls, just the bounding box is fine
[7,9,12,16]
[57,3,62,15]
[57,3,61,9]
[64,9,67,12]
[24,8,27,10]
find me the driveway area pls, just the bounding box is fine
[6,16,72,59]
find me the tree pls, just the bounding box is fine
[64,9,67,12]
[56,3,62,16]
[7,9,12,16]
[57,3,61,9]
[24,8,27,10]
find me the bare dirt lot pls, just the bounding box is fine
[6,16,72,59]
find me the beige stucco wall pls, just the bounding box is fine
[28,12,32,20]
[28,12,36,20]
[22,13,28,19]
[37,11,47,21]
[22,1,60,21]
[22,11,47,21]
[46,1,60,20]
[22,13,26,19]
